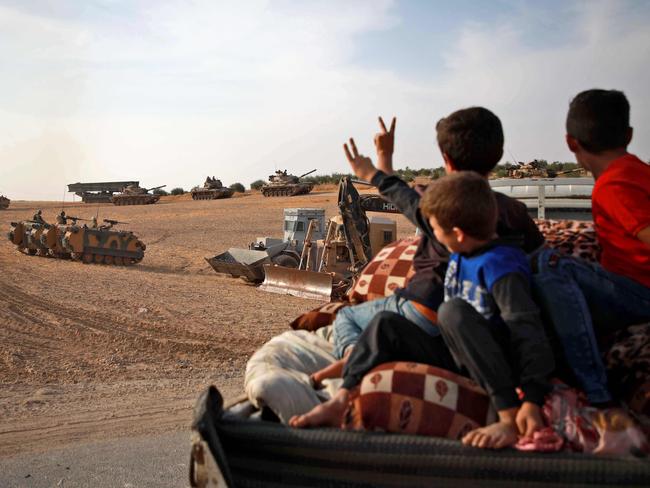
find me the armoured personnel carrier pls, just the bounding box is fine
[8,220,50,255]
[111,184,166,205]
[0,195,10,209]
[191,176,234,200]
[62,220,146,265]
[260,169,316,197]
[8,215,146,265]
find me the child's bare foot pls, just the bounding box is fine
[462,420,519,449]
[289,389,349,428]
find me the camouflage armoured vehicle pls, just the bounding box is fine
[8,215,146,265]
[8,220,50,255]
[61,220,146,265]
[111,184,166,205]
[0,195,9,209]
[260,169,316,197]
[191,176,234,200]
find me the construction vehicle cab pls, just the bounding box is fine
[207,208,326,282]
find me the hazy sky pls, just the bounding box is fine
[1,0,649,200]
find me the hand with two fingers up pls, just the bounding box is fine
[374,116,396,175]
[343,115,397,181]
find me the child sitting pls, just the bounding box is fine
[423,171,555,449]
[532,89,650,406]
[310,108,544,387]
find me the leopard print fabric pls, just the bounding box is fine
[535,219,601,263]
[605,323,650,419]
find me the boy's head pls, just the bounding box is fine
[420,172,497,253]
[566,89,632,156]
[436,107,504,176]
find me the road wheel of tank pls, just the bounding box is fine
[272,254,300,268]
[70,252,82,260]
[94,254,104,264]
[36,249,47,257]
[113,256,124,266]
[104,255,114,265]
[27,248,37,256]
[82,253,93,264]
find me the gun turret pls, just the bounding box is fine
[298,169,317,179]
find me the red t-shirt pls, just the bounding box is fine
[592,154,650,287]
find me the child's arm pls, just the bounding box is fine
[310,358,347,388]
[491,272,555,407]
[343,138,439,242]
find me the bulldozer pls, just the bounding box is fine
[207,177,401,300]
[206,208,327,282]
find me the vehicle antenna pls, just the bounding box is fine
[507,148,519,166]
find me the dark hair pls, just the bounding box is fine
[420,171,497,240]
[436,107,504,175]
[566,89,630,153]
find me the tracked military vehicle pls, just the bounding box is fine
[191,177,234,200]
[8,215,146,265]
[62,221,146,265]
[8,220,50,255]
[0,195,10,209]
[111,184,166,205]
[260,169,316,197]
[507,161,586,179]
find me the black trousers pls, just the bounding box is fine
[341,299,526,411]
[341,311,459,390]
[437,298,521,410]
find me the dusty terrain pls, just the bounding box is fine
[0,189,415,457]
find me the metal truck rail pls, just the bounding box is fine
[490,177,593,220]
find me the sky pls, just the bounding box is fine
[1,0,649,200]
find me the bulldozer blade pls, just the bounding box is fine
[205,248,271,282]
[259,264,333,301]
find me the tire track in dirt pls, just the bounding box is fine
[0,282,226,351]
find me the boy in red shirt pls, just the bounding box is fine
[533,89,650,405]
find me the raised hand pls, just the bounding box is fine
[343,138,378,182]
[374,116,396,175]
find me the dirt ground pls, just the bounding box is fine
[0,189,415,457]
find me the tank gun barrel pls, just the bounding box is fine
[103,219,129,225]
[144,184,167,192]
[298,169,317,179]
[554,167,584,176]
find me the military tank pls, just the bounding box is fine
[191,176,234,200]
[111,184,166,205]
[260,169,316,197]
[507,161,586,179]
[0,195,10,209]
[8,215,146,265]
